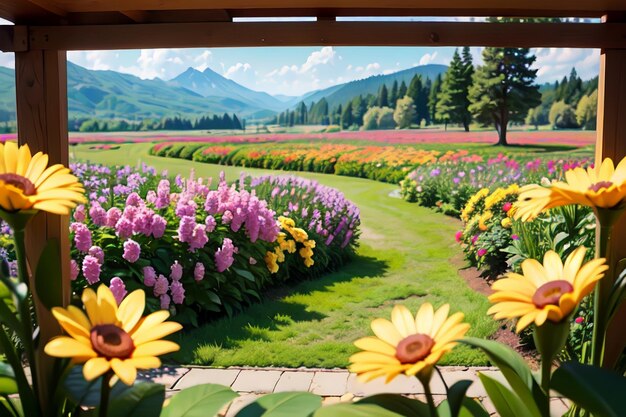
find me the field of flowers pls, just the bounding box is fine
[151,142,499,183]
[0,163,360,326]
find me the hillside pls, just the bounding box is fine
[299,64,448,109]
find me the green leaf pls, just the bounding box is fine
[0,363,17,395]
[314,403,404,417]
[460,338,543,417]
[63,366,132,407]
[233,268,256,283]
[478,373,532,417]
[34,239,63,309]
[436,380,473,417]
[457,399,489,417]
[236,392,321,417]
[161,383,238,417]
[551,362,626,417]
[358,394,430,416]
[108,382,164,417]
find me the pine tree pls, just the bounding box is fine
[407,74,428,125]
[468,47,541,145]
[351,95,367,126]
[436,48,474,131]
[378,84,389,107]
[389,80,399,108]
[341,101,354,129]
[398,81,408,100]
[428,73,442,124]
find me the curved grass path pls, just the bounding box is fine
[73,143,497,367]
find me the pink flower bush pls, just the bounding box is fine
[64,163,360,324]
[123,239,141,263]
[109,277,127,304]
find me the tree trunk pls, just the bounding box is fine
[497,120,508,146]
[463,119,470,132]
[444,121,447,131]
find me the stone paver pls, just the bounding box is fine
[274,371,314,392]
[139,366,190,389]
[346,373,422,396]
[310,371,349,396]
[231,370,282,393]
[173,368,241,390]
[225,394,261,417]
[432,370,486,397]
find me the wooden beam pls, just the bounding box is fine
[50,0,626,16]
[596,13,626,369]
[22,0,67,17]
[19,21,626,51]
[0,25,27,52]
[15,49,70,410]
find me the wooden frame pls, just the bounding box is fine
[0,21,624,51]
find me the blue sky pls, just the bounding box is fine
[0,19,600,97]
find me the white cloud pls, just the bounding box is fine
[300,46,337,73]
[224,62,251,78]
[0,52,14,69]
[418,52,439,66]
[533,48,599,82]
[193,51,212,72]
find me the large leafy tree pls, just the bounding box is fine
[468,47,541,145]
[436,48,474,131]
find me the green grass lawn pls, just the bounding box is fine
[74,143,498,367]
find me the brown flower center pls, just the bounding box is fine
[0,173,36,196]
[90,324,135,359]
[532,280,574,309]
[588,181,613,193]
[395,334,435,364]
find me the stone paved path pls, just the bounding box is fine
[141,366,570,416]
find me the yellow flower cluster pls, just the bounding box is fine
[460,188,490,222]
[264,216,316,273]
[461,184,521,240]
[485,184,519,211]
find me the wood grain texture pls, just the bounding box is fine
[21,21,626,51]
[15,49,70,409]
[44,0,626,15]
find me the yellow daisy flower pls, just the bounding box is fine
[515,157,626,221]
[349,303,469,383]
[488,247,608,333]
[44,285,182,385]
[0,142,85,215]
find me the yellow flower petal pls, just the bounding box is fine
[354,337,396,356]
[97,285,119,324]
[110,358,137,386]
[44,336,96,358]
[415,303,434,335]
[118,289,146,333]
[429,304,450,337]
[126,356,161,370]
[349,351,399,365]
[82,288,100,325]
[132,340,180,358]
[51,307,90,343]
[391,305,416,337]
[131,321,182,346]
[83,357,111,382]
[129,310,170,339]
[370,318,402,346]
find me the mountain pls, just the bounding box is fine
[296,64,448,109]
[67,62,278,119]
[169,67,286,112]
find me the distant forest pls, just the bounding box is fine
[274,60,598,133]
[69,112,245,132]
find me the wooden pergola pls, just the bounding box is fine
[0,0,625,406]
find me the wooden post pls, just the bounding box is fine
[595,13,626,368]
[15,49,70,411]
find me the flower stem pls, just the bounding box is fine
[540,357,552,417]
[422,379,437,417]
[99,372,113,417]
[591,222,614,367]
[13,228,41,417]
